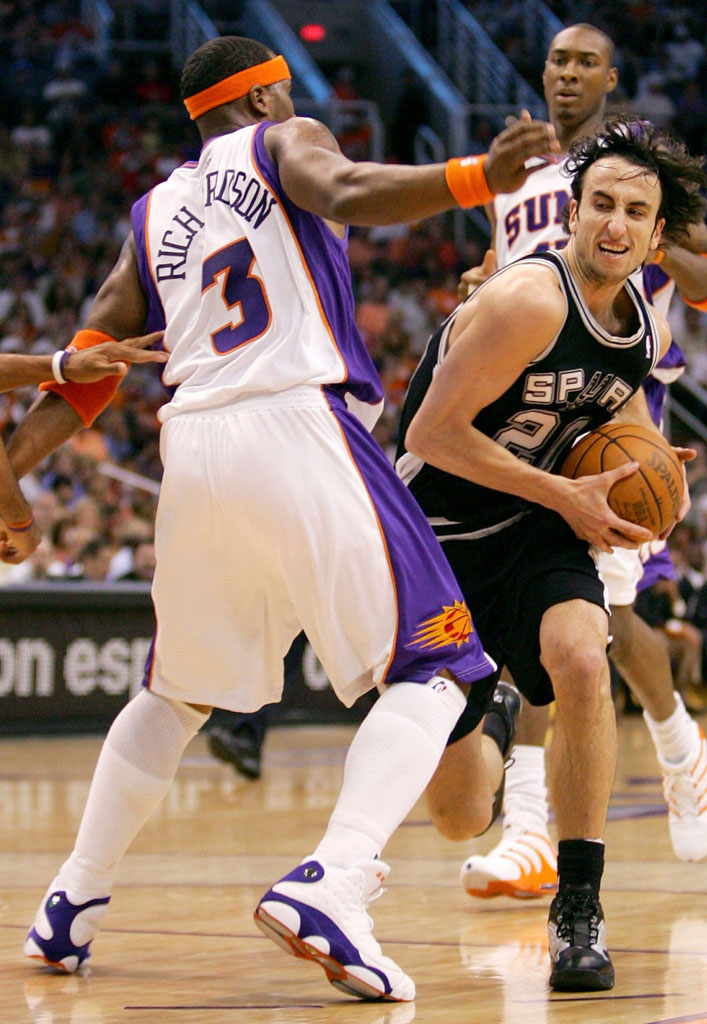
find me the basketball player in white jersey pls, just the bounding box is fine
[14,36,561,1002]
[457,24,707,903]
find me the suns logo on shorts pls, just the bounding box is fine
[409,600,472,650]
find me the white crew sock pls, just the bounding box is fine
[312,676,466,868]
[502,743,550,835]
[643,691,699,766]
[56,689,209,900]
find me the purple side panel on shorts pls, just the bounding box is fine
[325,389,495,685]
[131,190,167,335]
[639,544,675,593]
[252,124,383,411]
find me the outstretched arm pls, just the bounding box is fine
[6,233,153,479]
[266,112,557,225]
[0,333,165,394]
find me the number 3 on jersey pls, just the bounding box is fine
[202,237,271,353]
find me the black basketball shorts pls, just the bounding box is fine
[442,507,609,708]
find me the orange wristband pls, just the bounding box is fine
[445,154,494,208]
[39,328,122,427]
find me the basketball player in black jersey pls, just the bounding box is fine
[397,119,706,991]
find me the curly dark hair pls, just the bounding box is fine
[561,117,706,244]
[180,36,273,101]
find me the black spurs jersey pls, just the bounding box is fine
[396,250,661,540]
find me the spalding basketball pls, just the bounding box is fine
[560,423,684,538]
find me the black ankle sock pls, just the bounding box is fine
[557,839,605,895]
[481,708,510,759]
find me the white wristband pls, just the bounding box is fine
[51,350,67,385]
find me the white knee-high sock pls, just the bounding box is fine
[57,690,209,900]
[312,677,466,867]
[644,691,699,765]
[502,744,550,834]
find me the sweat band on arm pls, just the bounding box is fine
[39,328,122,427]
[445,154,494,208]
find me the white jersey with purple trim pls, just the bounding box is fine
[492,155,666,309]
[131,122,383,428]
[492,158,572,266]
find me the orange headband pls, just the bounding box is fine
[184,55,291,120]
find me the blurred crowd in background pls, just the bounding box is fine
[0,0,705,691]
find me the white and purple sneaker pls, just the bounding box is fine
[254,859,415,1001]
[24,879,110,973]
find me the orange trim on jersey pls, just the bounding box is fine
[183,57,290,120]
[321,388,400,687]
[249,130,350,386]
[38,329,122,426]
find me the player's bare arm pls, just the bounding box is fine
[0,334,165,394]
[406,263,653,551]
[0,440,40,564]
[267,113,557,226]
[658,245,707,305]
[406,264,568,493]
[84,233,149,338]
[5,234,157,480]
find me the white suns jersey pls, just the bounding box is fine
[131,123,383,425]
[491,155,677,316]
[492,158,572,268]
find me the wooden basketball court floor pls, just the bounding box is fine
[2,715,706,1024]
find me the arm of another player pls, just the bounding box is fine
[0,441,40,564]
[5,234,153,480]
[612,316,695,537]
[0,334,165,393]
[651,220,707,308]
[267,112,557,226]
[404,265,651,552]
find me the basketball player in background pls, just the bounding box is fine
[396,118,706,989]
[12,36,561,1002]
[457,23,707,903]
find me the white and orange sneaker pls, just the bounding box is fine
[660,723,707,862]
[460,828,557,899]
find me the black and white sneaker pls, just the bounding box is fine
[548,884,614,990]
[208,725,262,780]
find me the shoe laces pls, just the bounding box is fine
[553,888,601,946]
